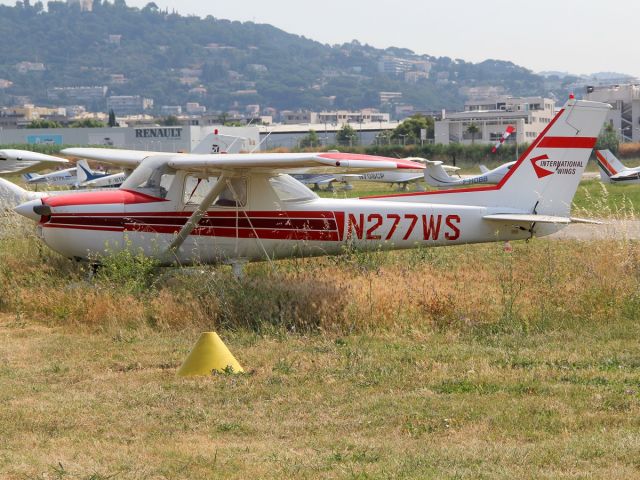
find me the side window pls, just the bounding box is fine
[183,176,247,207]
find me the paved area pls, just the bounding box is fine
[550,220,640,241]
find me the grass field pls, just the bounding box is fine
[1,197,640,478]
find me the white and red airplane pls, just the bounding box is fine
[11,98,609,269]
[595,149,640,184]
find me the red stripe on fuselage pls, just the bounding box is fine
[46,210,337,219]
[129,224,339,241]
[43,211,341,240]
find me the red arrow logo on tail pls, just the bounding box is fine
[530,154,554,178]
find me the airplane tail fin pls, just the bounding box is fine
[594,149,626,183]
[76,159,94,184]
[492,99,610,216]
[192,132,247,154]
[424,160,459,187]
[377,99,610,219]
[0,177,41,209]
[479,164,490,174]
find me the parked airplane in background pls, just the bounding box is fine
[24,160,112,188]
[77,164,127,188]
[0,149,68,175]
[595,149,640,184]
[424,160,515,188]
[335,169,427,190]
[11,99,609,272]
[296,157,440,191]
[295,170,426,192]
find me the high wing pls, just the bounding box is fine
[0,149,69,175]
[165,152,425,173]
[62,147,164,168]
[62,148,425,174]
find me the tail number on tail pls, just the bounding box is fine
[347,213,460,241]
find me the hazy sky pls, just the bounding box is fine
[4,0,639,76]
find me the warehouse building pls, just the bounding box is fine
[0,125,260,153]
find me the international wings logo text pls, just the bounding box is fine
[530,154,582,178]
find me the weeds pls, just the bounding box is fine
[0,208,639,336]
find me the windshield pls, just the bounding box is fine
[269,174,318,202]
[121,156,175,198]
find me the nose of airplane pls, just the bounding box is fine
[14,199,50,222]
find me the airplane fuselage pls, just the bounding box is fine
[30,190,557,266]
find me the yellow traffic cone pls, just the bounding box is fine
[177,332,244,377]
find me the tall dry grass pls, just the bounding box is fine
[1,211,638,336]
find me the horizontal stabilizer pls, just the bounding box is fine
[483,214,602,225]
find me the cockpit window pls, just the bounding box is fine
[121,157,175,198]
[183,175,247,207]
[269,174,317,202]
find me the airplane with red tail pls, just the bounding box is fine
[595,149,640,184]
[11,98,609,269]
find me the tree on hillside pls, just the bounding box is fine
[596,122,619,154]
[142,2,159,13]
[466,123,480,144]
[336,124,358,146]
[392,114,434,144]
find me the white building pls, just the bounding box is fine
[316,110,389,125]
[434,96,556,145]
[584,84,640,142]
[259,122,399,149]
[280,109,390,125]
[107,95,154,115]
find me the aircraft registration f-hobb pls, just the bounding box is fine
[12,99,609,267]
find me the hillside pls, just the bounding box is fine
[0,1,572,115]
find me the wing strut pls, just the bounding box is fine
[165,174,228,260]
